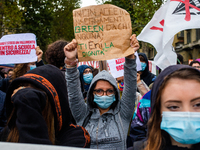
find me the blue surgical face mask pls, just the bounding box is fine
[83,73,93,84]
[29,65,36,70]
[94,94,116,109]
[161,111,200,145]
[141,62,147,71]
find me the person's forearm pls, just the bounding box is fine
[120,57,137,121]
[65,66,87,124]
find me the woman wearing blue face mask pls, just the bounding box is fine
[78,65,93,99]
[64,34,139,149]
[145,65,200,150]
[138,53,156,87]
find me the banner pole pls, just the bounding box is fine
[99,60,108,71]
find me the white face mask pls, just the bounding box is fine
[161,111,200,144]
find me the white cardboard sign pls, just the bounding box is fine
[107,52,141,78]
[0,33,37,64]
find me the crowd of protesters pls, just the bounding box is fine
[0,31,200,150]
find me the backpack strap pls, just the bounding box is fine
[82,111,92,128]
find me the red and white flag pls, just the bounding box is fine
[137,0,200,70]
[163,0,200,47]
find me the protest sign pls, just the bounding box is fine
[73,4,134,62]
[107,52,141,78]
[0,33,37,64]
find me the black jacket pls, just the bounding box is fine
[161,130,200,150]
[0,90,6,133]
[3,65,90,147]
[138,53,156,86]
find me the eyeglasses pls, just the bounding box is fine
[193,66,200,68]
[83,70,92,74]
[93,89,115,97]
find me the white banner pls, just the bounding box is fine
[0,33,37,64]
[77,61,99,68]
[107,52,141,78]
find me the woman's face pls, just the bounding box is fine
[93,80,115,114]
[94,80,115,97]
[83,68,92,75]
[161,78,200,112]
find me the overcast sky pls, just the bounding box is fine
[81,0,98,7]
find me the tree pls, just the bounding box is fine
[17,0,81,52]
[0,0,23,37]
[97,0,165,35]
[0,0,81,56]
[131,0,164,35]
[51,0,81,42]
[18,0,54,51]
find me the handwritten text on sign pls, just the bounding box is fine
[0,33,37,64]
[73,4,133,62]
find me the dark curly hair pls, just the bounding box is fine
[45,40,69,68]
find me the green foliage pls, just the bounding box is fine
[18,0,54,51]
[96,0,166,55]
[132,0,165,35]
[97,0,165,35]
[0,1,23,35]
[51,0,81,42]
[1,0,81,54]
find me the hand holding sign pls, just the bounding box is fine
[35,46,43,62]
[126,34,139,59]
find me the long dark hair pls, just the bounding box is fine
[145,68,200,150]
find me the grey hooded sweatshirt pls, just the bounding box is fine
[65,57,137,150]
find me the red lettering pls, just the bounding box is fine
[115,58,125,65]
[116,64,124,71]
[32,44,35,49]
[0,50,5,55]
[0,42,5,45]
